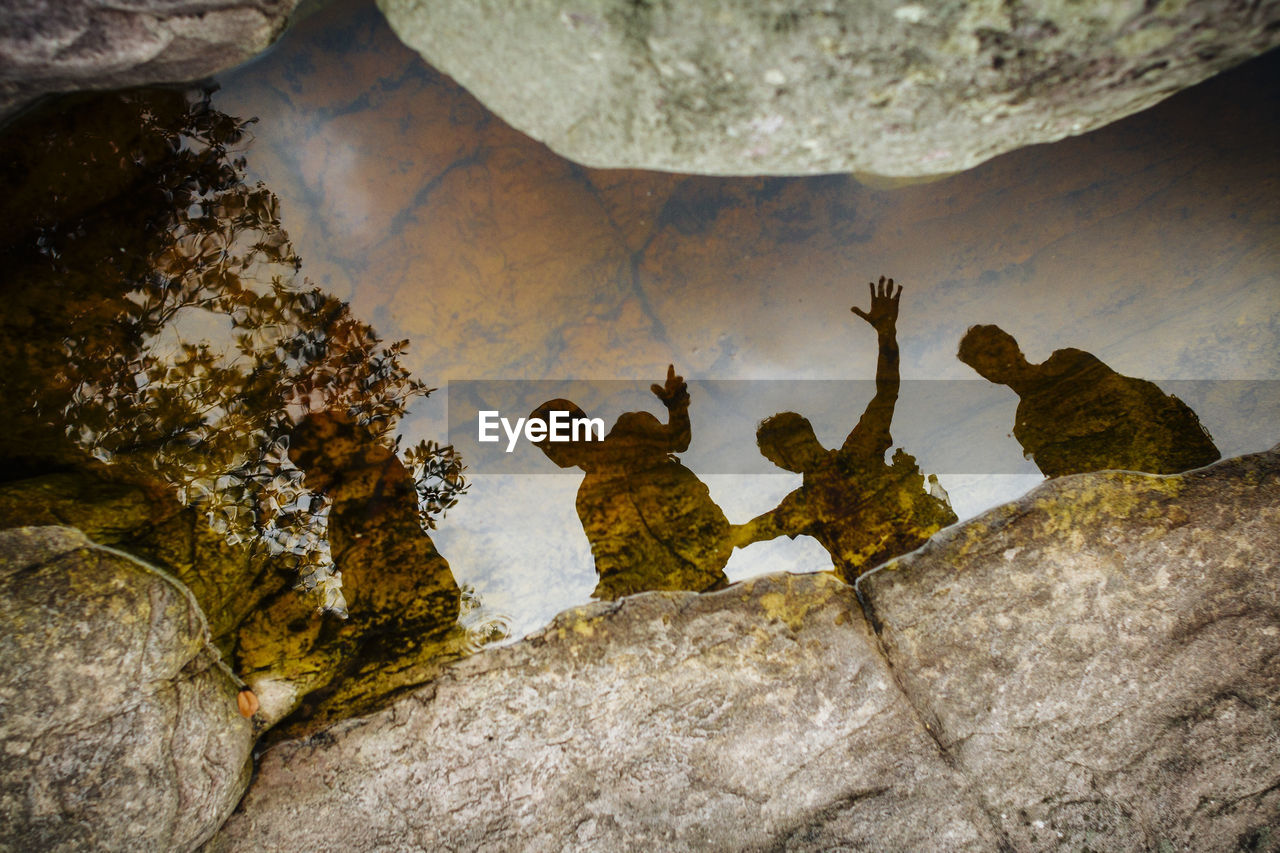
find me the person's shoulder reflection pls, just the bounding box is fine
[738,277,957,582]
[531,365,732,600]
[957,325,1220,477]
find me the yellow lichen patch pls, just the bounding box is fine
[1031,471,1187,540]
[756,578,845,632]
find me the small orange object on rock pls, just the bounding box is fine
[237,688,260,718]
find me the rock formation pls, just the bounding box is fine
[209,573,1004,850]
[378,0,1280,177]
[0,526,253,852]
[0,0,299,120]
[209,447,1280,850]
[0,469,472,740]
[859,448,1280,849]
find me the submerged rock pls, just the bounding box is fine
[378,0,1280,177]
[0,471,278,651]
[860,446,1280,849]
[211,447,1278,850]
[0,470,471,739]
[0,0,299,120]
[0,526,253,852]
[209,573,1000,851]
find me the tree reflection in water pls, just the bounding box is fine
[0,86,467,613]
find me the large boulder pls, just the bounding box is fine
[0,472,277,650]
[378,0,1280,177]
[208,572,1001,851]
[210,447,1279,850]
[0,526,253,852]
[860,447,1280,849]
[0,0,298,120]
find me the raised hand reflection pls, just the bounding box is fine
[957,325,1220,476]
[532,366,733,599]
[737,278,957,582]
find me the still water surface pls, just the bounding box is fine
[2,0,1277,654]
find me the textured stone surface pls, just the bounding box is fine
[0,526,253,852]
[0,472,275,649]
[0,471,469,738]
[860,446,1280,850]
[0,0,298,119]
[378,0,1280,177]
[209,572,1000,851]
[210,448,1280,850]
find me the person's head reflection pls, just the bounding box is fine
[756,412,827,474]
[957,325,1033,389]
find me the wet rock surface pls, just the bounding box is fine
[0,471,277,650]
[0,526,253,852]
[860,447,1280,849]
[378,0,1280,177]
[0,0,298,120]
[211,448,1280,851]
[209,572,1001,851]
[0,470,471,739]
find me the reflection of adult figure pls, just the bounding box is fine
[738,278,957,583]
[956,325,1220,477]
[532,366,732,600]
[236,408,464,729]
[286,409,460,634]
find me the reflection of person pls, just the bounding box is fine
[737,277,957,583]
[532,366,732,600]
[957,325,1220,477]
[235,408,465,729]
[286,409,460,634]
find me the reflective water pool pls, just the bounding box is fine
[1,0,1276,730]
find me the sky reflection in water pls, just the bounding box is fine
[5,0,1277,643]
[210,1,1280,637]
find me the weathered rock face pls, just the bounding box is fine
[0,471,278,650]
[0,0,298,120]
[0,526,253,852]
[209,572,1003,851]
[859,447,1280,850]
[378,0,1280,177]
[0,471,470,738]
[210,448,1279,851]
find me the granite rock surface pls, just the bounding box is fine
[0,0,298,119]
[208,572,1001,851]
[210,448,1280,850]
[0,526,253,852]
[378,0,1280,177]
[860,447,1280,850]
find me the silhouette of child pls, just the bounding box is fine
[957,325,1219,476]
[738,278,956,582]
[532,366,733,599]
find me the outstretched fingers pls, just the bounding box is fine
[874,275,901,299]
[852,275,903,320]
